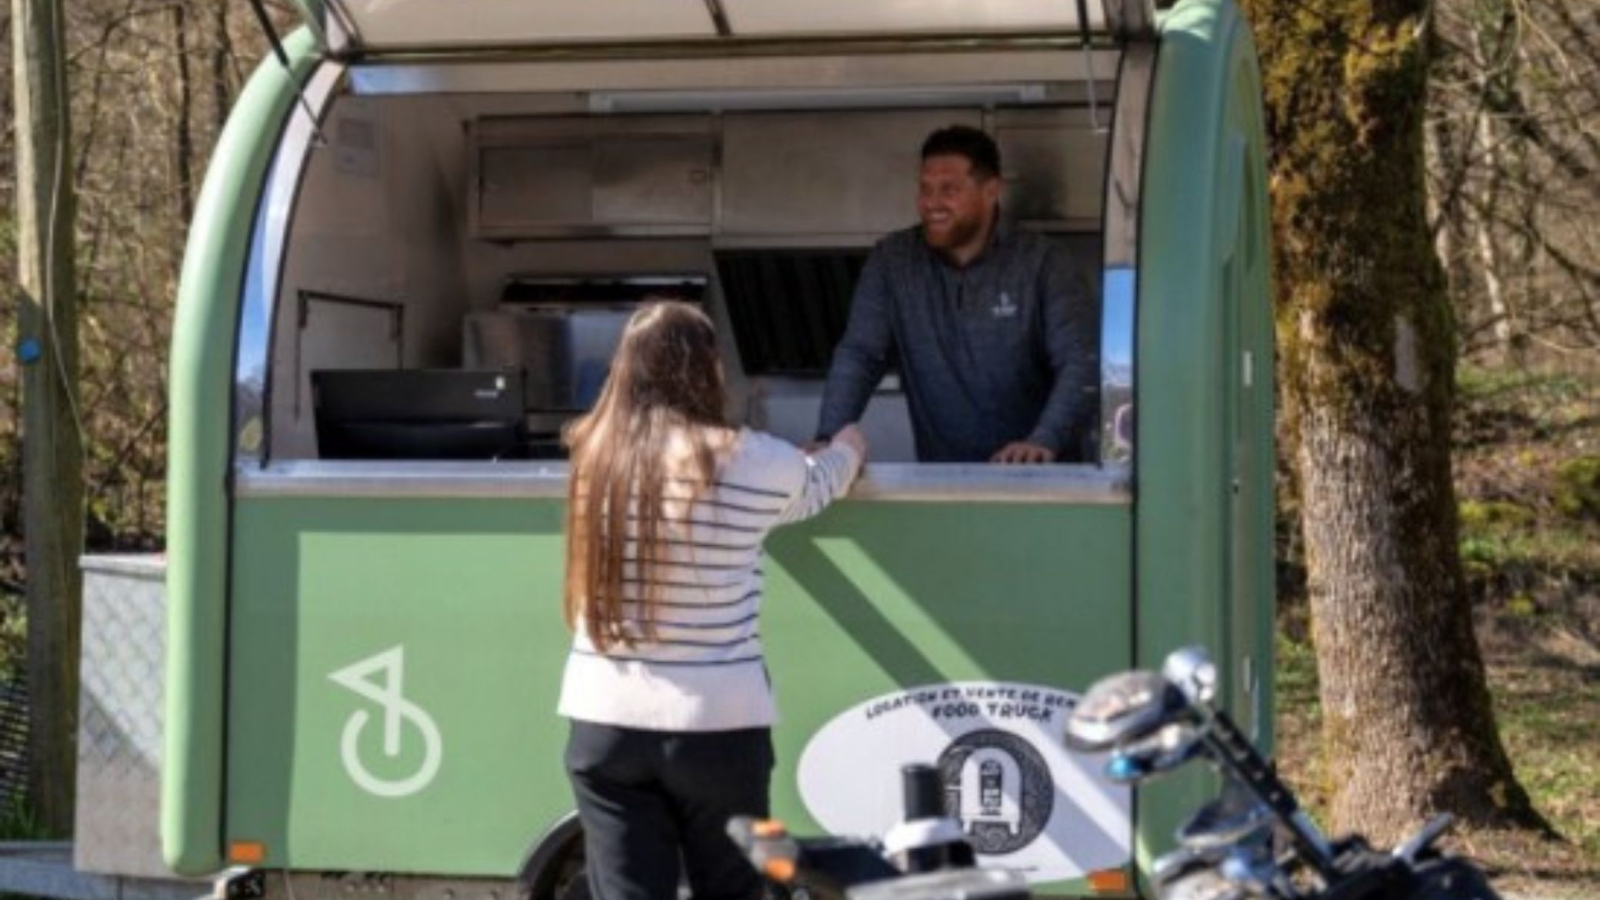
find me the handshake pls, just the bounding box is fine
[804,423,868,460]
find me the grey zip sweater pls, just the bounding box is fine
[816,222,1099,462]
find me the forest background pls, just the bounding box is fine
[0,0,1594,896]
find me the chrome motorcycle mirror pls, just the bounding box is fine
[1152,844,1232,884]
[1106,722,1207,782]
[1162,646,1218,706]
[1177,785,1274,850]
[1064,669,1193,751]
[1161,867,1248,900]
[1218,845,1280,898]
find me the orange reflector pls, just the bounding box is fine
[762,858,796,883]
[229,841,267,865]
[1088,868,1130,894]
[752,819,787,838]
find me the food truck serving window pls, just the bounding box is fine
[231,41,1134,503]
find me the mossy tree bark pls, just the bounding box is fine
[1236,0,1548,841]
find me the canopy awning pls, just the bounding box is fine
[301,0,1156,56]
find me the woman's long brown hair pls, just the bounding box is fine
[562,301,729,651]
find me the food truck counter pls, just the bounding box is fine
[234,460,1131,504]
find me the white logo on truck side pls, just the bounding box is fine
[329,645,442,798]
[797,681,1130,884]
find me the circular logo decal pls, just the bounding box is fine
[937,729,1053,854]
[796,681,1131,884]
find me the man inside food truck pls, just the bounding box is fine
[812,125,1098,463]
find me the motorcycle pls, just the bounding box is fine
[730,647,1501,900]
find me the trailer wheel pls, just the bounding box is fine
[518,813,588,900]
[549,851,589,900]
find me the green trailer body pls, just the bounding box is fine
[222,498,1131,892]
[163,29,321,878]
[1134,0,1275,872]
[155,1,1275,896]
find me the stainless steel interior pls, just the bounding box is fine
[463,275,709,438]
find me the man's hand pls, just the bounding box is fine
[804,426,867,460]
[829,424,868,460]
[990,441,1056,464]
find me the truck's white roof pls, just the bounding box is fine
[318,0,1119,53]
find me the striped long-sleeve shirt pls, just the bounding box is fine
[557,428,863,731]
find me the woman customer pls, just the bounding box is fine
[558,300,866,900]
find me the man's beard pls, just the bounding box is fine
[922,212,984,252]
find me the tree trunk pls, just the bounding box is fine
[11,0,84,834]
[1423,115,1463,310]
[211,0,234,134]
[1237,0,1549,843]
[1472,108,1514,361]
[171,1,194,224]
[1468,23,1518,364]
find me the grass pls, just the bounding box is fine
[1275,364,1599,899]
[0,794,47,841]
[1491,656,1598,858]
[1446,364,1596,899]
[0,589,56,900]
[1275,630,1599,898]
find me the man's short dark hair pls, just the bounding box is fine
[920,125,1002,181]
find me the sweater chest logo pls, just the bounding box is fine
[990,291,1019,319]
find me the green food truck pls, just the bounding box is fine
[69,1,1275,898]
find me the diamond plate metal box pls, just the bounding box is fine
[74,554,169,878]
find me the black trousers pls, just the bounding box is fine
[565,720,774,900]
